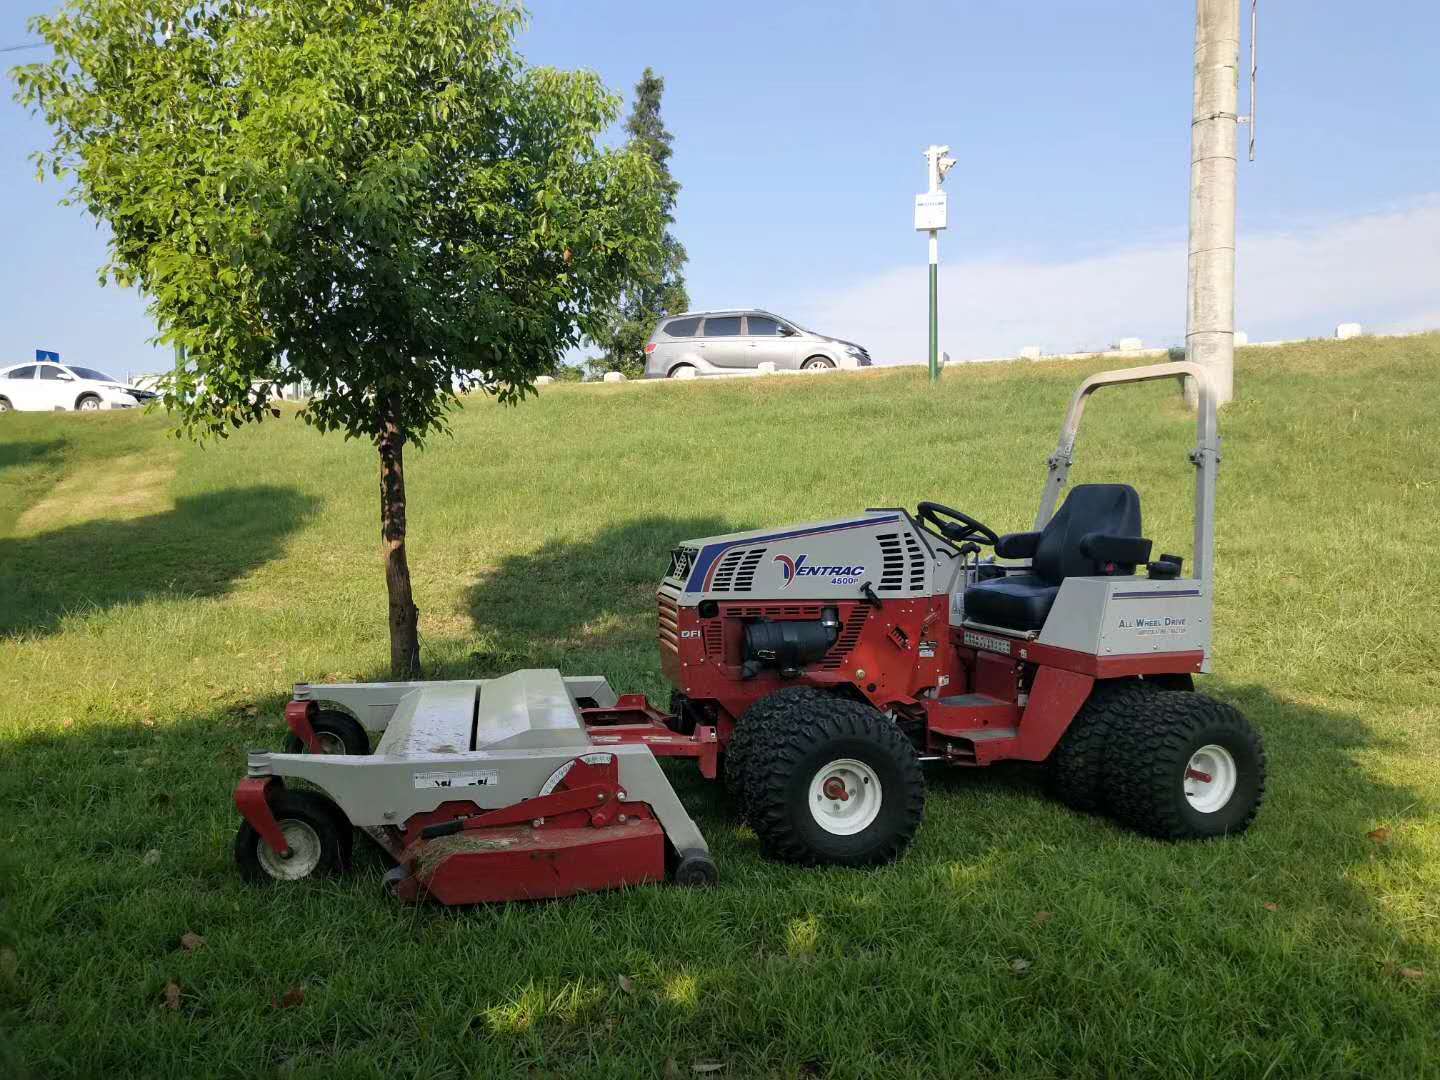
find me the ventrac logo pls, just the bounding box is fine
[773,553,865,588]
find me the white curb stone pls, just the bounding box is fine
[1335,322,1362,340]
[602,371,625,383]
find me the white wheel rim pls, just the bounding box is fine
[1184,744,1238,813]
[80,399,99,410]
[257,819,323,880]
[808,757,882,835]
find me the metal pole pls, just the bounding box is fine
[1185,0,1240,407]
[928,232,939,383]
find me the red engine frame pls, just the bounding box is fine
[659,591,1203,766]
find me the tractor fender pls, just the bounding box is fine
[1015,667,1096,761]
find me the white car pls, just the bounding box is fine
[0,360,157,413]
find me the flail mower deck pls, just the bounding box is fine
[235,670,717,902]
[234,361,1266,903]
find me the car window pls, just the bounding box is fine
[745,315,780,336]
[6,366,37,380]
[39,365,67,381]
[663,317,700,338]
[702,316,742,337]
[68,366,117,382]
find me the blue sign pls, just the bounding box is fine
[36,349,60,363]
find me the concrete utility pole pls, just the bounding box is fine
[1186,0,1241,407]
[915,145,955,383]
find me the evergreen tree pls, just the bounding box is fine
[588,68,688,378]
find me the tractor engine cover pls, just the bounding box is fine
[742,607,840,677]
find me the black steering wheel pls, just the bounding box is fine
[915,502,1000,548]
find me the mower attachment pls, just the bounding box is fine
[234,670,715,902]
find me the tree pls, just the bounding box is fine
[15,0,665,676]
[586,67,687,379]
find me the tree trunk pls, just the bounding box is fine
[378,419,421,678]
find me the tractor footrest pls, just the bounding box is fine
[393,820,666,904]
[925,693,1020,739]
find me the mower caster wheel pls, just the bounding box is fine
[1105,691,1266,840]
[673,849,718,888]
[745,694,924,867]
[283,709,369,755]
[235,790,351,883]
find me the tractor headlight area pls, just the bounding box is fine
[741,606,841,679]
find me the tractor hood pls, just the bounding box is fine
[664,510,932,600]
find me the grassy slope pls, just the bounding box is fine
[1,335,1438,1078]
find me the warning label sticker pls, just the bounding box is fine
[412,769,499,790]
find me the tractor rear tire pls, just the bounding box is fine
[745,693,923,867]
[282,710,369,755]
[234,789,351,883]
[725,687,837,816]
[1105,692,1265,840]
[1047,678,1156,814]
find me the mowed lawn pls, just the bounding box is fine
[2,335,1438,1078]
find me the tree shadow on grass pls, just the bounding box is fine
[0,437,68,473]
[463,515,742,669]
[0,486,320,638]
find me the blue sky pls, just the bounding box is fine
[3,1,1437,375]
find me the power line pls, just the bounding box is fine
[1,43,47,54]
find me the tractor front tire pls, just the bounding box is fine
[1105,692,1265,840]
[234,789,351,883]
[725,687,837,816]
[1047,679,1155,814]
[282,709,369,755]
[745,693,923,867]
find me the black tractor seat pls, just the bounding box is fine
[964,483,1152,633]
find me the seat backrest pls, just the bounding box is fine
[1033,483,1142,584]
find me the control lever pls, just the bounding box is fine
[859,581,883,609]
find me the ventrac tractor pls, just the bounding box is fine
[234,362,1264,902]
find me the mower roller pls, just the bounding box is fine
[234,361,1265,901]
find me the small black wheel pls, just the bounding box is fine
[673,848,718,887]
[725,688,837,817]
[234,789,350,883]
[1105,692,1266,839]
[745,693,923,867]
[282,709,369,755]
[1047,679,1155,814]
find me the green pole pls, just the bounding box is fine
[928,257,939,383]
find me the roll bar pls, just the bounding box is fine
[1034,362,1219,593]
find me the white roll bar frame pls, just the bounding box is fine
[1034,362,1219,598]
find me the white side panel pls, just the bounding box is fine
[1037,577,1210,659]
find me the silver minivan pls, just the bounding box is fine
[642,309,872,379]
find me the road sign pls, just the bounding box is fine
[36,349,60,363]
[914,192,947,231]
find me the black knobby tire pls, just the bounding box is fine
[745,694,924,867]
[724,687,836,815]
[234,789,350,883]
[1143,673,1196,692]
[282,709,369,755]
[1105,691,1266,840]
[1046,678,1155,814]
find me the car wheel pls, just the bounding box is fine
[668,363,697,379]
[0,398,11,413]
[77,394,102,412]
[802,356,835,370]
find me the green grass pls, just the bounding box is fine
[2,335,1439,1078]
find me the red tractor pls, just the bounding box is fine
[658,362,1264,865]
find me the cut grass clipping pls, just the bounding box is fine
[2,334,1439,1078]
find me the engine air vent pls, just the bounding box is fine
[905,532,927,590]
[875,534,907,591]
[709,546,767,592]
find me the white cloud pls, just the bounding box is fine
[789,198,1440,363]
